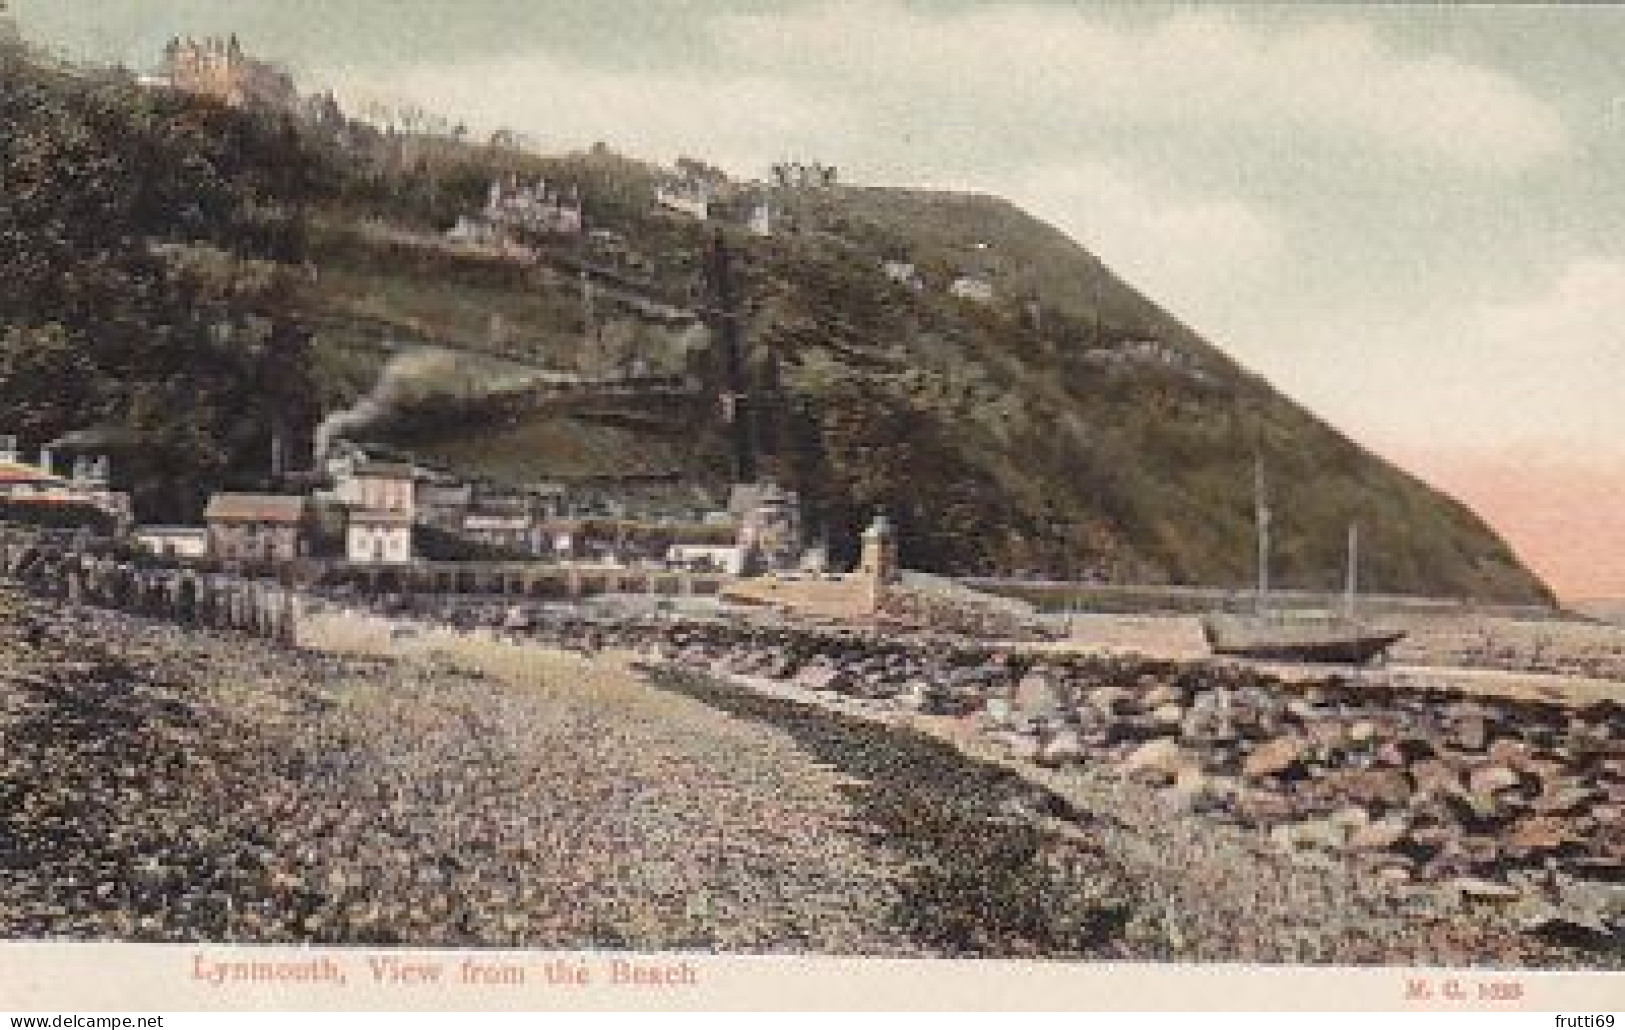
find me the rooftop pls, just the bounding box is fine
[349,509,413,526]
[351,461,416,479]
[203,493,308,523]
[0,460,67,487]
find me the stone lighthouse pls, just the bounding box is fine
[858,511,898,612]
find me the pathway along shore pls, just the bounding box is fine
[0,585,1613,965]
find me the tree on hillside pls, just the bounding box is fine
[0,47,330,519]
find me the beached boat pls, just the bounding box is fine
[1202,464,1405,665]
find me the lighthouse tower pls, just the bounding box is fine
[858,511,898,612]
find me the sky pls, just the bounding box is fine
[12,1,1625,599]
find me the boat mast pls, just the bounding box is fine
[1254,456,1270,613]
[1344,521,1359,617]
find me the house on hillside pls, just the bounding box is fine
[133,526,209,560]
[949,275,995,303]
[655,172,713,220]
[150,35,298,110]
[204,494,310,562]
[748,201,774,237]
[882,260,923,291]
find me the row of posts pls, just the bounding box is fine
[1,528,300,646]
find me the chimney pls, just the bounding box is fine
[38,446,54,477]
[0,435,16,463]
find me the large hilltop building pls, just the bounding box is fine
[447,175,584,249]
[148,35,297,110]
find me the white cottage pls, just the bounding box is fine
[347,510,413,565]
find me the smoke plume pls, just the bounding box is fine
[314,347,460,462]
[313,345,563,463]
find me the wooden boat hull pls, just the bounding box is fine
[1202,614,1406,665]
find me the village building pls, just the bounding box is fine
[334,461,414,565]
[461,513,538,554]
[770,161,839,188]
[346,510,413,565]
[0,438,131,528]
[718,510,897,619]
[747,202,774,238]
[949,275,995,303]
[667,542,746,575]
[133,526,209,560]
[336,461,415,514]
[731,481,801,574]
[655,179,711,221]
[150,35,297,110]
[882,260,923,290]
[858,511,899,584]
[203,494,309,563]
[415,476,474,531]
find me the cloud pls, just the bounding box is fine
[316,3,1568,181]
[713,3,1569,173]
[323,51,844,174]
[1480,258,1625,358]
[1271,257,1625,457]
[1010,162,1287,320]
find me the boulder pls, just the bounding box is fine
[1488,737,1532,767]
[1037,727,1085,767]
[1142,682,1184,710]
[897,680,931,711]
[1450,877,1522,903]
[1242,735,1309,780]
[1086,685,1133,716]
[1235,788,1297,825]
[1323,768,1412,810]
[1273,818,1347,853]
[794,665,843,691]
[1504,816,1572,853]
[1467,764,1523,796]
[1014,672,1067,721]
[1180,694,1238,744]
[1162,768,1240,813]
[1453,714,1489,752]
[1408,759,1462,796]
[992,730,1042,762]
[982,697,1015,729]
[1123,738,1196,784]
[1328,805,1372,832]
[1149,702,1186,730]
[1349,815,1411,851]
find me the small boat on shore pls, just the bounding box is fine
[1202,464,1405,666]
[1201,611,1406,665]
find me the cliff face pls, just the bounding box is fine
[722,186,1550,603]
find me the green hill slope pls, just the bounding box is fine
[0,40,1550,603]
[298,167,1547,603]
